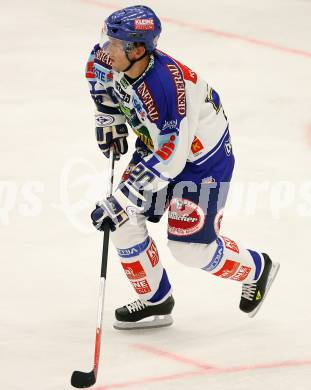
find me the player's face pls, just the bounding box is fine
[106,38,131,72]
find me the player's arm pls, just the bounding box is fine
[85,45,128,159]
[91,114,190,230]
[113,111,191,214]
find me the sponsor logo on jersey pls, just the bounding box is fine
[135,18,155,31]
[120,76,130,89]
[107,71,113,81]
[115,81,131,103]
[203,237,224,272]
[117,238,150,258]
[167,64,186,116]
[132,96,146,121]
[221,236,240,254]
[173,60,197,84]
[168,198,205,236]
[147,241,159,267]
[131,279,152,294]
[95,49,112,67]
[213,208,224,235]
[85,61,95,79]
[158,50,198,84]
[121,261,146,280]
[230,265,251,281]
[156,135,176,161]
[94,68,110,83]
[160,119,179,136]
[191,136,204,156]
[213,260,240,278]
[136,81,160,122]
[174,60,198,84]
[117,247,139,258]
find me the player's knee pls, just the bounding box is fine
[110,214,148,248]
[167,239,218,269]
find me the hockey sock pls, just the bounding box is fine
[116,236,172,304]
[202,236,264,283]
[168,236,264,283]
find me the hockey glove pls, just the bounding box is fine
[91,195,129,231]
[96,113,128,161]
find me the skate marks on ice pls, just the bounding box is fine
[93,343,311,389]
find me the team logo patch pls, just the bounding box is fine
[135,18,155,30]
[121,261,146,280]
[221,236,240,254]
[95,114,114,126]
[168,198,205,236]
[213,260,240,278]
[230,265,252,281]
[147,241,159,267]
[131,279,152,294]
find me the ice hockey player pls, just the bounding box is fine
[86,5,280,329]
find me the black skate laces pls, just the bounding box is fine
[241,283,257,301]
[126,300,147,313]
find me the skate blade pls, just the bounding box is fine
[248,262,280,318]
[113,315,173,330]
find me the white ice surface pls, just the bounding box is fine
[1,1,311,389]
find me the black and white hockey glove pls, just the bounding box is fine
[95,113,128,160]
[91,195,129,231]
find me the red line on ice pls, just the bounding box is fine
[132,343,216,370]
[82,0,311,58]
[94,344,311,389]
[94,370,204,389]
[131,344,311,373]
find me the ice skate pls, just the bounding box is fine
[240,253,280,318]
[114,295,175,330]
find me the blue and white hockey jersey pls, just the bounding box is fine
[86,44,234,211]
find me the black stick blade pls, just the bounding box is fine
[71,370,96,388]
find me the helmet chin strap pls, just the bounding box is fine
[122,51,148,73]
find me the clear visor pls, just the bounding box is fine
[99,26,134,53]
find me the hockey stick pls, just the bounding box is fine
[71,149,115,388]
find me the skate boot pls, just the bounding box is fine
[240,253,280,318]
[114,295,175,330]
